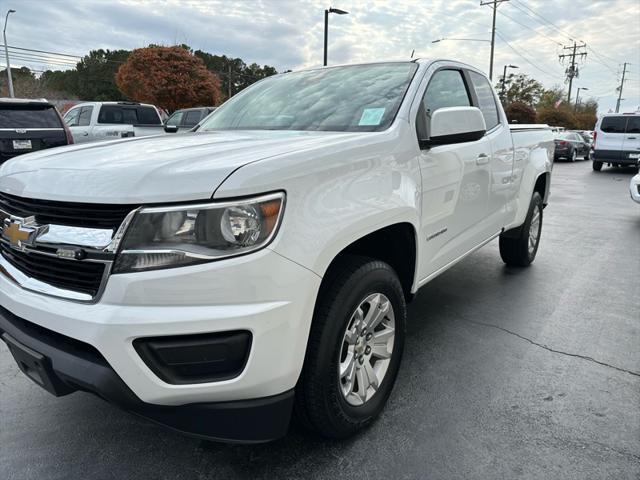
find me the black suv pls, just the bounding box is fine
[0,98,72,164]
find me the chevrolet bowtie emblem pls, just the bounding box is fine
[2,215,49,251]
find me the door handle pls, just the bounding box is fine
[628,137,637,140]
[82,132,89,136]
[476,154,490,165]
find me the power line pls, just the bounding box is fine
[499,6,563,46]
[494,30,562,80]
[511,0,576,42]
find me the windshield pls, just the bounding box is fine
[200,63,418,133]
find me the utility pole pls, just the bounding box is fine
[480,0,509,81]
[500,64,518,102]
[227,63,232,99]
[559,41,587,103]
[615,62,628,113]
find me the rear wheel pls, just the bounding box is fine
[593,160,603,171]
[499,192,543,267]
[295,256,406,439]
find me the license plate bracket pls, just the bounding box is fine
[12,139,32,150]
[2,333,74,396]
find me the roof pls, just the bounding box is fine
[0,97,50,105]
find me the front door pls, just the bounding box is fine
[416,68,493,279]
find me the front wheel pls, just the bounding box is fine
[593,160,603,171]
[499,192,543,267]
[295,256,406,439]
[570,149,577,162]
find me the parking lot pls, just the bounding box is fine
[0,160,638,480]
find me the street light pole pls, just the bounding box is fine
[500,64,518,102]
[575,87,588,109]
[323,7,348,66]
[3,9,15,98]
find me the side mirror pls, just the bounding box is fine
[421,106,487,148]
[164,125,179,133]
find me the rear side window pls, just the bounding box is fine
[600,116,626,133]
[137,106,161,125]
[98,105,161,125]
[423,69,471,114]
[625,117,640,133]
[183,110,202,126]
[0,106,62,128]
[468,71,500,130]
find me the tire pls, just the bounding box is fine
[593,160,603,171]
[570,149,577,162]
[294,255,406,439]
[499,191,543,267]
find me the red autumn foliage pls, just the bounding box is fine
[116,46,222,112]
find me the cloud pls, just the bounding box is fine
[5,0,640,112]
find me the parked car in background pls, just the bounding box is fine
[554,131,590,161]
[0,60,554,443]
[63,101,165,143]
[0,98,72,164]
[164,107,216,133]
[592,113,640,171]
[631,172,640,203]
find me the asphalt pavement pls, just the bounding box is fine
[1,160,639,480]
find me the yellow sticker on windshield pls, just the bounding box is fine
[359,108,385,126]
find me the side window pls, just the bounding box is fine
[422,69,471,115]
[78,106,93,127]
[98,106,124,124]
[64,107,81,127]
[468,71,500,130]
[183,110,202,126]
[137,106,161,125]
[625,117,640,134]
[600,116,626,133]
[166,111,183,126]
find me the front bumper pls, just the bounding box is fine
[0,248,321,439]
[0,307,293,442]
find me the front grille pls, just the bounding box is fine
[1,243,105,297]
[0,191,136,231]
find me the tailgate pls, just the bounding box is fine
[0,129,67,162]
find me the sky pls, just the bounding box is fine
[4,0,640,113]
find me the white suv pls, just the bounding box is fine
[592,113,640,171]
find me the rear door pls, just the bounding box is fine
[0,103,67,163]
[622,116,640,162]
[467,70,514,233]
[597,116,626,161]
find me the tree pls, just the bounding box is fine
[497,73,544,106]
[194,50,277,100]
[537,85,565,110]
[537,107,576,129]
[504,101,537,124]
[116,46,222,112]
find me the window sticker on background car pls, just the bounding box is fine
[359,107,386,126]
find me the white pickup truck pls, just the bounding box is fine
[62,101,165,143]
[0,60,553,443]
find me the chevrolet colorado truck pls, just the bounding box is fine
[0,60,554,443]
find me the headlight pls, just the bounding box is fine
[113,192,285,273]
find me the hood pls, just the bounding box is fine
[0,130,360,204]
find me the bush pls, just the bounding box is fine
[504,102,537,124]
[537,108,576,129]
